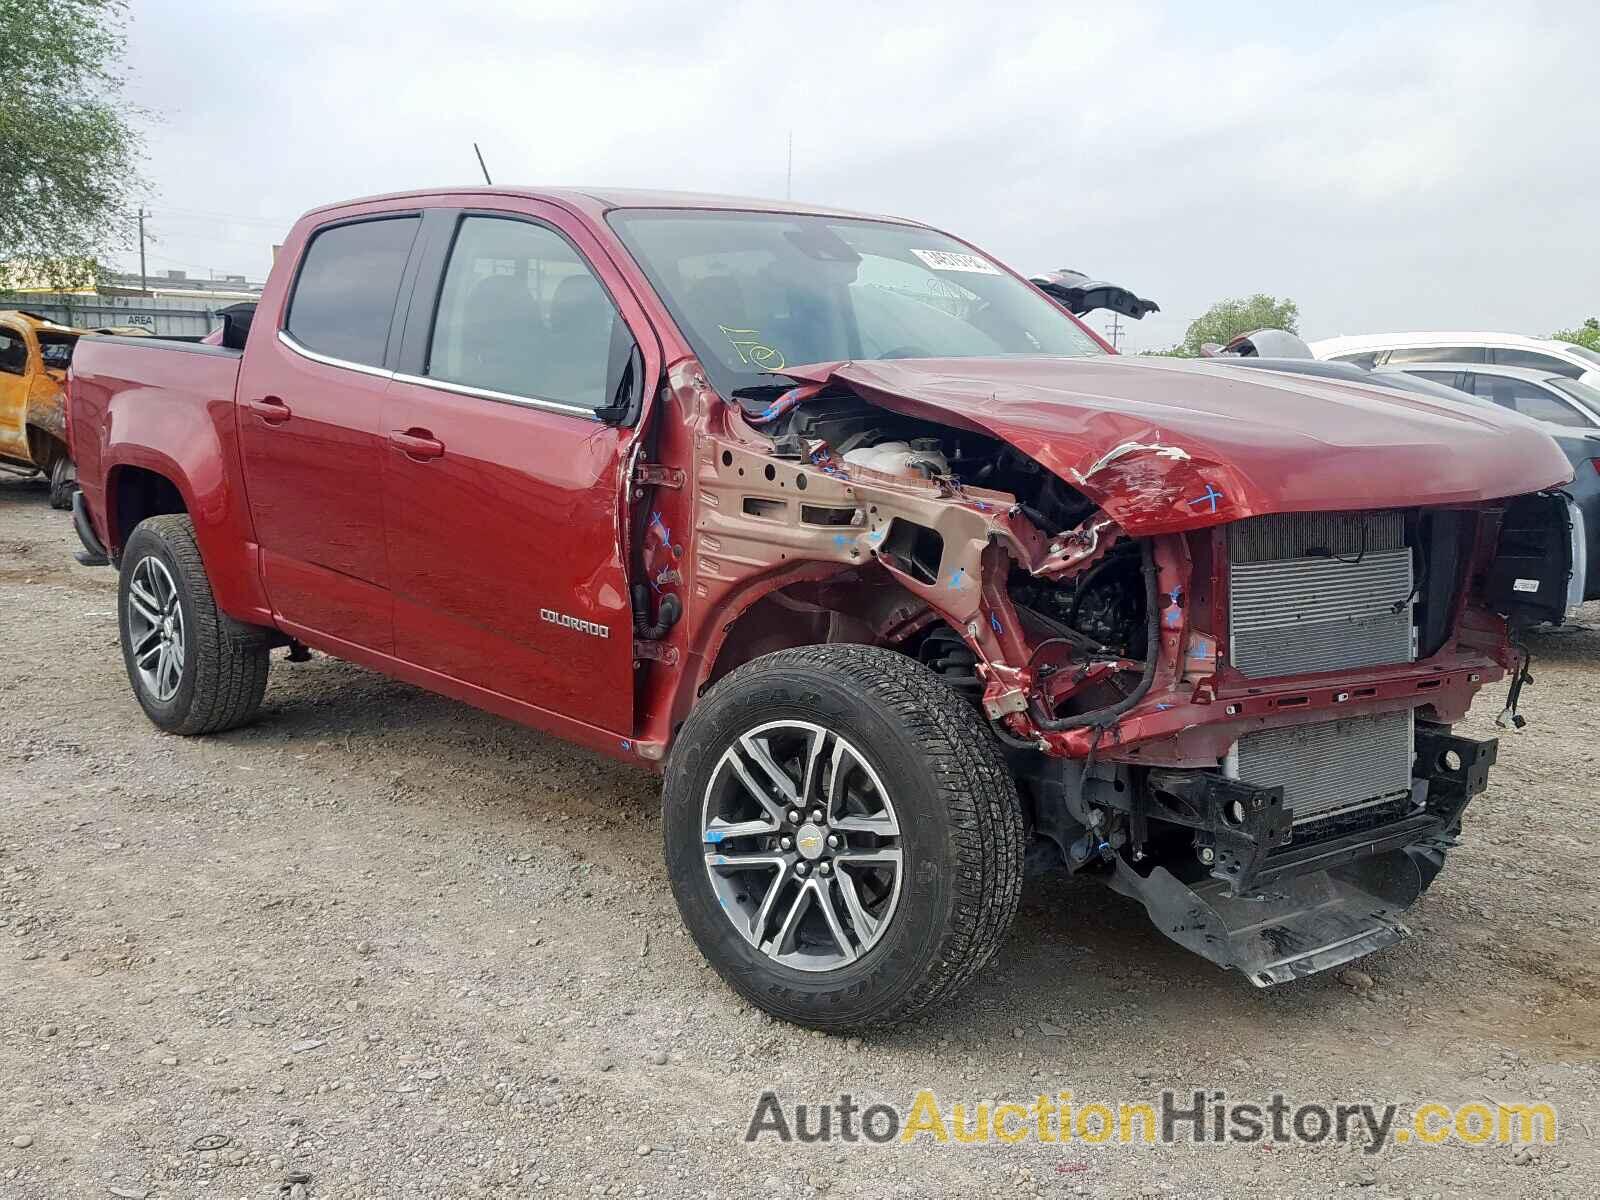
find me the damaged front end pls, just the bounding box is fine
[659,351,1578,987]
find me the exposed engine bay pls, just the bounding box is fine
[657,353,1581,987]
[773,391,1150,657]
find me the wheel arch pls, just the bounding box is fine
[101,442,272,626]
[681,564,951,723]
[106,459,191,555]
[24,424,68,469]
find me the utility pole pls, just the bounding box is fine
[1105,313,1124,350]
[786,130,793,200]
[137,207,148,293]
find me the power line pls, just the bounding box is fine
[144,205,295,229]
[1105,313,1125,350]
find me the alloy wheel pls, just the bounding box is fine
[701,720,903,972]
[126,556,185,702]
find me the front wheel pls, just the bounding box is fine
[118,514,270,735]
[663,644,1024,1030]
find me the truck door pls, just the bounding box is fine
[378,206,647,736]
[0,319,32,461]
[236,214,424,653]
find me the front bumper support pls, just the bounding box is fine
[1109,726,1498,987]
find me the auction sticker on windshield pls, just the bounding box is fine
[910,248,1001,275]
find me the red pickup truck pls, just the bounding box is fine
[68,187,1580,1029]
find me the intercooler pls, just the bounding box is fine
[1227,511,1414,677]
[1227,709,1415,826]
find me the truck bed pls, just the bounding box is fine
[68,335,245,553]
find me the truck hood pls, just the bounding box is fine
[782,354,1575,534]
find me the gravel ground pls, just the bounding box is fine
[2,473,1597,1200]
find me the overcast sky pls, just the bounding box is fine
[121,0,1596,352]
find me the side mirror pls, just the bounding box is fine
[596,323,645,425]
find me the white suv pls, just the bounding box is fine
[1310,331,1600,386]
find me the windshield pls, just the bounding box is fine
[1548,377,1600,423]
[607,209,1104,397]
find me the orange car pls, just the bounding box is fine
[0,310,83,508]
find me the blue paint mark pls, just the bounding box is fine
[833,533,850,548]
[620,739,632,750]
[948,568,966,590]
[650,511,671,543]
[1187,484,1224,514]
[705,831,725,844]
[1168,585,1183,606]
[866,529,884,543]
[1163,607,1183,628]
[1155,703,1174,711]
[749,387,809,426]
[989,612,1002,633]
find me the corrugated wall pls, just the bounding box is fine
[0,292,220,337]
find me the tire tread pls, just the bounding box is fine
[125,515,269,735]
[671,643,1024,1030]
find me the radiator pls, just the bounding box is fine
[1228,710,1415,826]
[1228,511,1414,677]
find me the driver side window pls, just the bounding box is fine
[427,216,625,411]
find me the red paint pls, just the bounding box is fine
[782,356,1573,533]
[66,187,1573,772]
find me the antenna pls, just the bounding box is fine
[473,142,493,186]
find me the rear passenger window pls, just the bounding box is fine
[0,330,25,375]
[1492,349,1584,378]
[1468,374,1591,428]
[1386,346,1485,364]
[286,216,420,368]
[425,216,624,410]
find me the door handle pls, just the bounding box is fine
[389,428,445,461]
[245,396,292,425]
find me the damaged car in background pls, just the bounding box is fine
[1,309,84,508]
[67,188,1581,1030]
[1029,266,1160,322]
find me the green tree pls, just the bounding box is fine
[1552,318,1600,352]
[0,0,145,284]
[1150,294,1301,357]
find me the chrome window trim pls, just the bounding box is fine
[277,330,394,380]
[391,371,602,421]
[278,329,603,421]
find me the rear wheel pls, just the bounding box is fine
[48,453,76,510]
[118,515,270,735]
[663,644,1024,1029]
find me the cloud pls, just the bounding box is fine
[122,0,1597,350]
